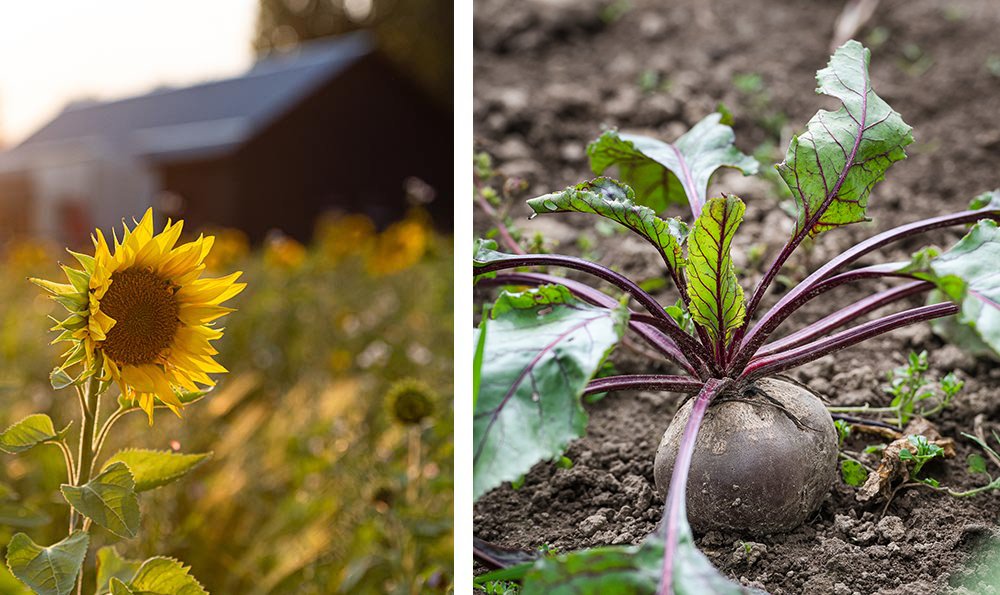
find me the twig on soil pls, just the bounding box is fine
[830,413,900,432]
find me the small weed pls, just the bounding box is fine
[840,459,868,487]
[638,69,660,93]
[474,152,535,254]
[733,72,764,94]
[887,351,963,425]
[899,435,945,483]
[865,26,891,49]
[986,55,1000,79]
[600,0,632,24]
[899,43,933,77]
[834,419,851,447]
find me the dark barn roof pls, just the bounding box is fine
[15,32,374,162]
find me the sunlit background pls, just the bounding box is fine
[0,1,257,145]
[0,1,453,593]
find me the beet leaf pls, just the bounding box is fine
[780,40,913,237]
[687,196,746,360]
[472,284,628,500]
[526,177,689,289]
[745,40,914,322]
[903,219,1000,355]
[476,535,762,595]
[587,113,758,217]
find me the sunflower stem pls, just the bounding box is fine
[73,375,101,595]
[76,375,101,486]
[92,405,127,466]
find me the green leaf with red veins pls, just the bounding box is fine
[687,195,746,344]
[778,40,913,237]
[483,535,763,594]
[526,177,688,275]
[904,219,1000,358]
[473,285,628,500]
[587,113,758,217]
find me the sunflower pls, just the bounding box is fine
[31,209,246,424]
[366,214,429,277]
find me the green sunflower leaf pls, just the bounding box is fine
[0,414,61,454]
[5,531,89,595]
[778,40,913,237]
[96,547,142,595]
[687,195,747,343]
[50,366,80,391]
[128,557,208,595]
[526,177,689,275]
[102,449,211,492]
[108,578,136,595]
[587,113,758,217]
[474,285,628,500]
[61,462,141,539]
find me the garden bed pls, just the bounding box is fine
[473,0,1000,592]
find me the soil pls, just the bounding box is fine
[473,0,1000,593]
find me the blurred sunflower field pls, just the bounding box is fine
[0,209,453,594]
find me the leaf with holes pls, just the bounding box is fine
[6,531,88,595]
[687,195,747,344]
[473,285,628,500]
[588,113,758,217]
[61,462,140,539]
[102,449,211,492]
[778,40,913,237]
[527,177,689,275]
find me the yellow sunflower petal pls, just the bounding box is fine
[178,304,235,325]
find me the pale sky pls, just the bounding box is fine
[0,0,258,145]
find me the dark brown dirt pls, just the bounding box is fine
[473,0,1000,593]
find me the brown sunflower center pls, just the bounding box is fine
[99,268,179,366]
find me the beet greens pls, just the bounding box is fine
[473,40,1000,594]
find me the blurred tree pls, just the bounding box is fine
[254,0,452,106]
